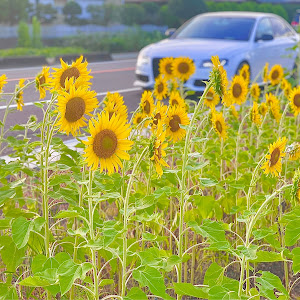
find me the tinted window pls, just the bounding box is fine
[255,18,273,40]
[271,18,293,37]
[174,16,255,41]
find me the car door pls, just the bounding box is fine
[249,17,278,82]
[270,17,299,73]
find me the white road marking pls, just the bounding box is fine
[0,87,141,110]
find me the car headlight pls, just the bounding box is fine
[137,54,150,66]
[201,59,228,68]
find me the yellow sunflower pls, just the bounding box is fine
[250,101,262,126]
[0,74,7,93]
[83,112,133,175]
[270,101,281,123]
[159,57,174,80]
[35,67,51,99]
[292,169,300,203]
[259,102,268,117]
[269,64,284,86]
[169,90,186,109]
[265,93,279,107]
[230,105,239,119]
[288,142,300,161]
[250,83,260,101]
[261,137,287,177]
[152,101,167,129]
[103,92,124,108]
[15,79,25,111]
[229,75,248,105]
[133,112,145,127]
[103,101,128,121]
[289,86,300,116]
[150,121,169,177]
[212,111,228,140]
[52,55,92,90]
[154,75,168,101]
[263,62,269,83]
[210,55,228,97]
[221,90,233,107]
[173,57,195,82]
[166,105,190,143]
[140,90,155,117]
[204,87,220,109]
[56,83,98,136]
[239,64,250,83]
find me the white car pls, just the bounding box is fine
[134,11,299,92]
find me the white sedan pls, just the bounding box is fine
[134,11,299,92]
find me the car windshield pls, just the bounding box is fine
[173,16,256,41]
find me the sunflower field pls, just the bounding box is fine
[0,54,300,300]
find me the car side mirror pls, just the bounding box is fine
[165,28,176,37]
[255,34,274,42]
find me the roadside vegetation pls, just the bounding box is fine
[0,52,300,299]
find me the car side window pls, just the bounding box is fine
[271,18,292,37]
[255,18,273,41]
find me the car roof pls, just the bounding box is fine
[199,11,280,19]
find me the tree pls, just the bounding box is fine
[168,0,207,25]
[36,4,57,24]
[63,1,82,25]
[141,2,160,24]
[120,4,145,25]
[0,0,30,25]
[18,21,31,47]
[87,4,120,26]
[32,16,42,48]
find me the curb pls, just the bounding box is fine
[0,52,112,69]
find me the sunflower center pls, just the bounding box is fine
[65,97,86,123]
[153,113,161,125]
[157,82,164,93]
[171,99,179,106]
[270,147,280,166]
[93,129,118,159]
[39,75,46,85]
[165,63,172,75]
[137,116,142,124]
[144,100,150,114]
[206,91,213,101]
[232,83,242,98]
[242,71,247,80]
[169,115,181,132]
[294,94,300,107]
[178,62,189,74]
[216,120,223,133]
[60,67,80,88]
[271,70,279,80]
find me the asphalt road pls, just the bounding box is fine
[0,59,142,153]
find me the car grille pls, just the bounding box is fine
[152,57,162,80]
[194,79,207,87]
[136,74,149,82]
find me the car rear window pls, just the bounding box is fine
[174,16,256,41]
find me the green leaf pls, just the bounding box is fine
[12,217,34,249]
[124,287,148,300]
[237,245,258,261]
[99,279,114,287]
[208,285,238,300]
[18,276,53,287]
[53,210,80,219]
[0,284,18,300]
[251,251,283,263]
[173,282,208,298]
[185,161,209,171]
[199,178,218,187]
[292,248,300,274]
[132,267,167,298]
[204,262,224,286]
[192,196,215,219]
[285,219,300,246]
[256,271,288,300]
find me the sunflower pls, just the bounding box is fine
[269,64,283,86]
[288,142,300,161]
[173,57,195,82]
[132,112,145,127]
[103,101,128,121]
[265,93,279,107]
[261,137,287,177]
[221,90,233,107]
[103,92,124,108]
[210,55,228,97]
[250,83,260,101]
[259,102,268,117]
[150,121,169,177]
[154,75,168,101]
[204,87,220,109]
[83,112,133,175]
[35,67,51,99]
[229,75,248,105]
[169,91,186,109]
[263,63,269,83]
[212,111,228,140]
[292,169,300,203]
[0,74,7,93]
[52,55,92,90]
[15,79,25,111]
[140,90,155,117]
[159,57,174,80]
[289,86,300,116]
[56,83,98,136]
[166,105,189,143]
[270,102,281,123]
[230,105,239,119]
[152,101,167,129]
[250,101,262,126]
[239,64,250,83]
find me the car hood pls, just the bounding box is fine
[143,38,249,60]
